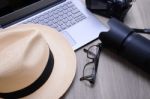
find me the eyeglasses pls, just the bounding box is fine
[80,43,103,85]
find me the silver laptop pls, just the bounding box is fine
[0,0,107,50]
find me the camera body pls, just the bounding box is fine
[86,0,133,21]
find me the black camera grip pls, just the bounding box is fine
[99,18,150,72]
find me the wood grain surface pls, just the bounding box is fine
[63,0,150,99]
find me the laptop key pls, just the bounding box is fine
[22,1,87,31]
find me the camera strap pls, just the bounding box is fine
[133,28,150,34]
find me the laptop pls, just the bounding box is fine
[0,0,107,50]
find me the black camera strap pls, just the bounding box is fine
[133,28,150,34]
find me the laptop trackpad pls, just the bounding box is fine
[62,31,76,46]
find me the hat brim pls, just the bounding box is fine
[6,24,76,99]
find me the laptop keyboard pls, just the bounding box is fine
[22,1,87,31]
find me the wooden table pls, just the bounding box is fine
[63,0,150,99]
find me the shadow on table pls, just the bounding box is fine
[103,49,150,83]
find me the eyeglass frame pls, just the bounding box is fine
[80,43,103,85]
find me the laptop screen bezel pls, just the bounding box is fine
[0,0,65,27]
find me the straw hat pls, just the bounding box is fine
[0,24,76,99]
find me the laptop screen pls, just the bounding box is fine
[0,0,41,17]
[0,0,63,27]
